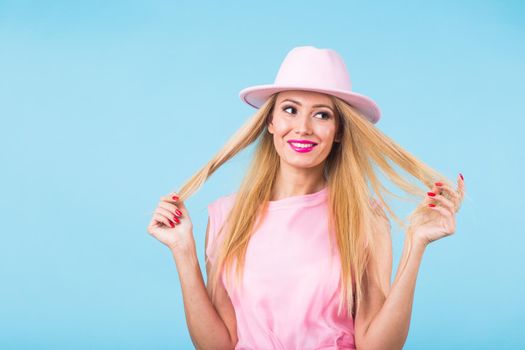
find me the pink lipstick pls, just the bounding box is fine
[287,139,318,153]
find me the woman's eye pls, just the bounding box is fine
[282,105,330,120]
[316,112,330,120]
[283,106,296,114]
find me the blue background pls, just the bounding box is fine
[1,1,523,349]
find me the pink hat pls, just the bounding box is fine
[239,46,381,124]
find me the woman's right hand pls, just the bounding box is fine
[147,192,195,252]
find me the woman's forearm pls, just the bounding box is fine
[172,245,235,350]
[361,235,427,350]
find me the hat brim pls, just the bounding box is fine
[239,84,381,124]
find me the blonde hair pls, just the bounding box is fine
[175,92,454,318]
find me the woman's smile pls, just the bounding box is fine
[287,140,318,153]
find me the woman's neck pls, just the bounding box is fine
[270,173,327,201]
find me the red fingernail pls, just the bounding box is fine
[172,195,179,201]
[427,192,436,197]
[169,221,174,228]
[435,182,443,186]
[175,209,182,216]
[174,217,180,224]
[428,204,436,207]
[459,173,464,180]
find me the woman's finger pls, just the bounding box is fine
[160,192,188,213]
[434,182,459,202]
[450,173,465,212]
[160,192,181,204]
[458,174,465,201]
[157,206,181,223]
[434,181,462,212]
[427,203,452,218]
[153,212,175,228]
[158,201,183,218]
[427,191,456,215]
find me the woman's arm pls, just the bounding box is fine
[356,233,427,350]
[147,192,236,349]
[172,242,236,350]
[356,177,463,349]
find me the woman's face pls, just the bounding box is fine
[268,90,340,171]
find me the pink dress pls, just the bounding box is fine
[206,186,356,350]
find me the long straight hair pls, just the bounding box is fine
[175,92,454,318]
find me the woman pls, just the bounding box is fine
[147,46,465,350]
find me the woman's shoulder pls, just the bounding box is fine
[206,192,238,264]
[208,191,238,214]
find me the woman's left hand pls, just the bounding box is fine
[409,173,466,246]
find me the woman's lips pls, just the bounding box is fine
[288,142,316,153]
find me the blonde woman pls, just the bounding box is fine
[147,46,465,350]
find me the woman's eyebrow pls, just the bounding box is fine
[280,99,334,112]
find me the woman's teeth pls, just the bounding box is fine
[290,143,315,148]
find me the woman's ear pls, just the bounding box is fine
[266,113,274,134]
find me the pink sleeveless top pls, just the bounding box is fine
[206,186,356,349]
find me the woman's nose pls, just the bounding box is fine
[294,115,313,135]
